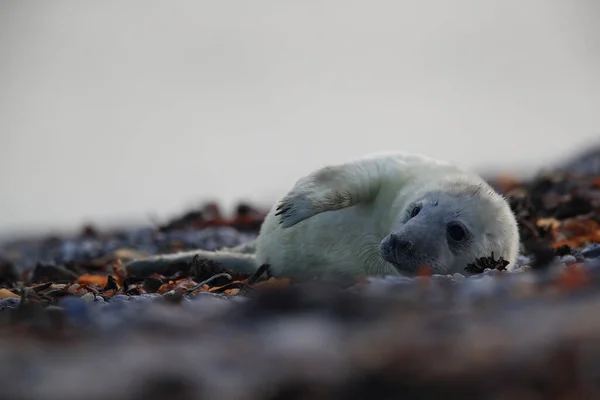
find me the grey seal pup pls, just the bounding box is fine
[127,151,520,281]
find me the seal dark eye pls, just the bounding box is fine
[410,205,421,218]
[447,222,467,242]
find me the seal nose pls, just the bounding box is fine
[390,234,413,252]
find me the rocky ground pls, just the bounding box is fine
[1,148,600,400]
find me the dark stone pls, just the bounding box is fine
[582,245,600,259]
[143,277,164,293]
[0,259,19,288]
[31,263,78,284]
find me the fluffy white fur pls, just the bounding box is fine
[126,151,520,281]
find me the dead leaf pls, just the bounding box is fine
[207,281,246,294]
[558,218,600,238]
[0,288,20,299]
[111,260,127,286]
[552,232,600,249]
[251,277,291,289]
[157,278,199,294]
[537,218,561,232]
[77,274,109,287]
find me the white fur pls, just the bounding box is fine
[255,151,520,280]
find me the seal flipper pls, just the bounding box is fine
[227,239,258,254]
[276,159,384,228]
[125,244,259,277]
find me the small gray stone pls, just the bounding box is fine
[139,293,161,299]
[81,292,95,303]
[582,246,600,259]
[483,269,501,276]
[453,273,465,281]
[560,255,577,265]
[191,291,229,300]
[0,298,20,308]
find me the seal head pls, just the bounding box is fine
[380,180,519,275]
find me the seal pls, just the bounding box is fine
[126,151,520,281]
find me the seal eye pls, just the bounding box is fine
[410,205,421,218]
[447,222,467,242]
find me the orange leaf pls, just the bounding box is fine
[537,218,561,231]
[559,219,600,238]
[556,264,590,292]
[552,232,600,249]
[252,277,291,289]
[111,260,127,286]
[77,274,109,287]
[0,288,20,299]
[207,281,244,293]
[157,278,198,294]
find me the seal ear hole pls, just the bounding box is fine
[447,222,468,243]
[410,205,422,218]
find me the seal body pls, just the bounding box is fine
[255,151,520,280]
[126,151,520,280]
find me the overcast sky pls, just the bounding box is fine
[1,0,599,237]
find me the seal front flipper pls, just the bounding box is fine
[276,159,383,228]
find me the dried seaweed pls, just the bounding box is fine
[464,252,510,274]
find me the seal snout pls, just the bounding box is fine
[389,233,413,253]
[379,233,415,270]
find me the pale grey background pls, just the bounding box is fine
[1,0,599,237]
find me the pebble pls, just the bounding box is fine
[112,295,130,302]
[582,244,600,259]
[81,292,95,303]
[129,293,161,302]
[381,276,414,284]
[67,284,81,295]
[483,269,502,277]
[138,293,162,300]
[453,273,465,281]
[515,255,532,268]
[560,255,577,265]
[0,298,20,309]
[587,258,600,270]
[191,292,230,301]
